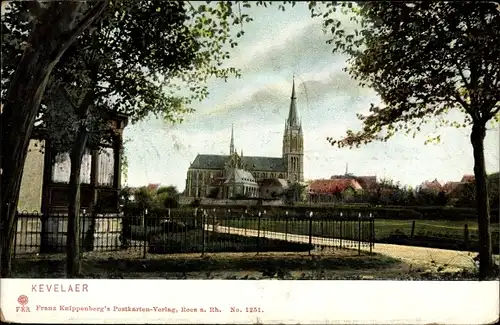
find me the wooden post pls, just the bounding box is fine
[40,138,52,253]
[369,213,373,254]
[308,211,313,256]
[410,220,416,239]
[201,209,206,257]
[358,213,361,255]
[285,211,289,241]
[113,134,122,189]
[256,211,261,255]
[464,223,469,251]
[142,208,147,259]
[339,212,343,249]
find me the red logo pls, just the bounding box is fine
[16,295,30,312]
[17,295,28,305]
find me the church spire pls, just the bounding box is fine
[230,124,234,155]
[287,76,299,127]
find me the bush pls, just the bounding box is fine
[148,231,314,254]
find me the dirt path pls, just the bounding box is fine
[206,225,487,271]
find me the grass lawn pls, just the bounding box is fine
[11,250,484,280]
[145,229,314,254]
[9,250,431,280]
[220,218,500,252]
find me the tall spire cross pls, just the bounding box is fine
[229,124,235,155]
[287,76,299,127]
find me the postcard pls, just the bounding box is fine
[1,1,499,324]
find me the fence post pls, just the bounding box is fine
[285,211,289,241]
[358,213,361,256]
[142,208,147,259]
[201,209,206,257]
[308,211,313,256]
[369,213,373,254]
[339,212,343,249]
[256,211,261,255]
[464,223,469,251]
[410,220,416,239]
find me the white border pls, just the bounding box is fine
[1,279,498,324]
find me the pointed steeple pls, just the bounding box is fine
[229,124,235,155]
[287,75,299,127]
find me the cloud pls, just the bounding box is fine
[189,61,377,126]
[227,6,361,76]
[124,6,499,192]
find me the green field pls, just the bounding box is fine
[219,218,500,252]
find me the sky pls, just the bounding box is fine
[124,3,499,192]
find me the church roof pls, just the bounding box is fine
[225,168,257,184]
[190,154,286,172]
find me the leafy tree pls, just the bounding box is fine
[132,186,157,210]
[283,182,307,205]
[126,185,181,211]
[455,173,499,209]
[157,186,180,198]
[487,173,499,209]
[320,2,500,278]
[157,186,180,209]
[2,0,254,277]
[0,0,109,278]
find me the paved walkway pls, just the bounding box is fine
[206,225,486,270]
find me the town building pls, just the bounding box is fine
[419,179,443,192]
[16,110,128,253]
[184,78,304,199]
[308,178,363,203]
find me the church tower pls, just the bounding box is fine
[229,124,235,155]
[282,77,304,182]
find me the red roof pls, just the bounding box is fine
[442,181,461,193]
[461,175,475,183]
[420,179,442,191]
[147,183,161,191]
[309,179,361,194]
[356,176,377,189]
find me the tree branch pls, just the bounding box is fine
[59,86,79,112]
[25,1,44,19]
[57,0,109,62]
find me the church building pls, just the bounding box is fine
[185,78,304,199]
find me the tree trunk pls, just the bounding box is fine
[470,122,494,279]
[66,127,90,278]
[0,1,108,278]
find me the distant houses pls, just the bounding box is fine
[419,179,443,193]
[308,178,364,203]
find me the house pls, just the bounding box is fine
[16,110,129,253]
[147,183,161,192]
[259,178,289,199]
[330,174,377,191]
[354,176,378,190]
[308,178,363,203]
[420,179,443,192]
[442,181,465,198]
[461,175,475,183]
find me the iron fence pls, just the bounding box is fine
[13,209,376,259]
